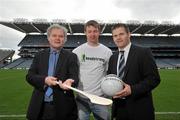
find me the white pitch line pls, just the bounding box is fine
[155,112,180,115]
[0,112,180,117]
[0,114,26,117]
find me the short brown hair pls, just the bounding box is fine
[84,20,101,31]
[111,23,130,33]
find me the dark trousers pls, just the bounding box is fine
[39,102,56,120]
[112,99,130,120]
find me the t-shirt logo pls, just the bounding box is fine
[81,53,105,63]
[81,54,86,62]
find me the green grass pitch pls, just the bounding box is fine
[0,69,180,120]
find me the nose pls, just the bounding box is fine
[55,36,61,40]
[116,35,121,40]
[90,32,95,36]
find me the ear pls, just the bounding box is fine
[84,30,87,35]
[128,32,131,38]
[47,37,50,42]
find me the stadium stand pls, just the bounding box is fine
[3,58,25,69]
[156,58,180,69]
[0,49,15,68]
[15,58,32,69]
[3,58,33,69]
[18,35,49,47]
[0,19,180,69]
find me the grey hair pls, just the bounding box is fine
[47,24,68,42]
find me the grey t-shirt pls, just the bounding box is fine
[73,43,112,96]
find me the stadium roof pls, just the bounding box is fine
[0,18,180,35]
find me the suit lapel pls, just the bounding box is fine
[123,45,136,80]
[114,51,119,75]
[43,49,50,76]
[54,49,66,75]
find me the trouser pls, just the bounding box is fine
[76,96,110,120]
[112,99,129,120]
[40,102,56,120]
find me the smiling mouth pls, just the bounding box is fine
[90,37,96,39]
[116,40,123,42]
[55,41,61,43]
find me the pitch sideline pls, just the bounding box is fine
[0,112,180,118]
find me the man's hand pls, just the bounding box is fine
[113,83,131,99]
[45,76,57,86]
[58,79,74,90]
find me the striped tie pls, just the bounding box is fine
[118,51,125,79]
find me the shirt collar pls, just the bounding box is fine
[118,42,131,53]
[50,47,61,54]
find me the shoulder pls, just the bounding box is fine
[73,43,86,53]
[132,44,150,53]
[110,51,118,58]
[61,49,77,58]
[99,44,111,50]
[99,44,112,54]
[131,44,153,59]
[61,49,74,55]
[34,49,49,57]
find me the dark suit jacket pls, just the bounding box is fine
[26,48,79,120]
[108,44,160,120]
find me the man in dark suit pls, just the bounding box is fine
[108,23,160,120]
[26,24,79,120]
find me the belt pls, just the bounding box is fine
[44,101,54,105]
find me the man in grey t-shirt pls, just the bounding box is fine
[73,20,112,120]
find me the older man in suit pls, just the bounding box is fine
[108,23,160,120]
[26,24,79,120]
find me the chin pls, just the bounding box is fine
[53,46,62,50]
[118,45,124,49]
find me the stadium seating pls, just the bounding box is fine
[0,49,15,68]
[18,35,49,47]
[0,20,179,69]
[2,35,174,69]
[3,58,32,69]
